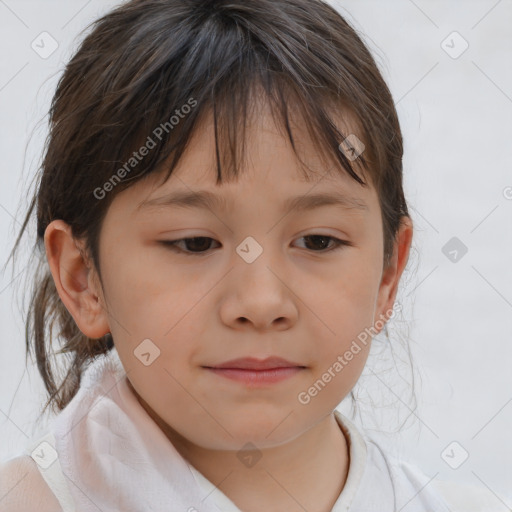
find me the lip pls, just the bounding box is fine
[203,357,306,386]
[207,356,305,370]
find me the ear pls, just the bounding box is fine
[374,216,414,331]
[44,220,110,339]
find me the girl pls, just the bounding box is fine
[0,0,500,510]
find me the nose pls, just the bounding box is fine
[219,245,299,332]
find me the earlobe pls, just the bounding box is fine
[374,216,414,330]
[44,220,110,339]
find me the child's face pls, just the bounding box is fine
[80,101,409,450]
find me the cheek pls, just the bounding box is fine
[102,257,208,378]
[305,323,372,413]
[99,245,198,334]
[303,253,380,331]
[301,256,379,395]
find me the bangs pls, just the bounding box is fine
[72,1,375,205]
[151,72,371,191]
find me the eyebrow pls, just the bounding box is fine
[137,189,368,214]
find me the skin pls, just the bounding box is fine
[44,97,413,512]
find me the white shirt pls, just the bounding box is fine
[188,412,447,512]
[17,347,501,512]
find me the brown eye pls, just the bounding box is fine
[295,235,350,253]
[160,234,350,256]
[161,237,220,254]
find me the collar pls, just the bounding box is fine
[187,409,368,511]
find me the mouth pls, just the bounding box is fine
[202,357,307,386]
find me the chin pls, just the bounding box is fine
[193,429,300,452]
[220,416,304,448]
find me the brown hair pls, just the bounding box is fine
[8,0,411,419]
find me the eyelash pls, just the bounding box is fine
[160,235,351,256]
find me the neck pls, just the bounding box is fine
[136,395,349,511]
[190,412,350,512]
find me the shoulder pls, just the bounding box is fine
[0,455,63,512]
[390,458,507,512]
[430,478,510,512]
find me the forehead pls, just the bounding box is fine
[109,92,379,223]
[137,99,372,205]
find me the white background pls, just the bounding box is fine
[0,0,511,506]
